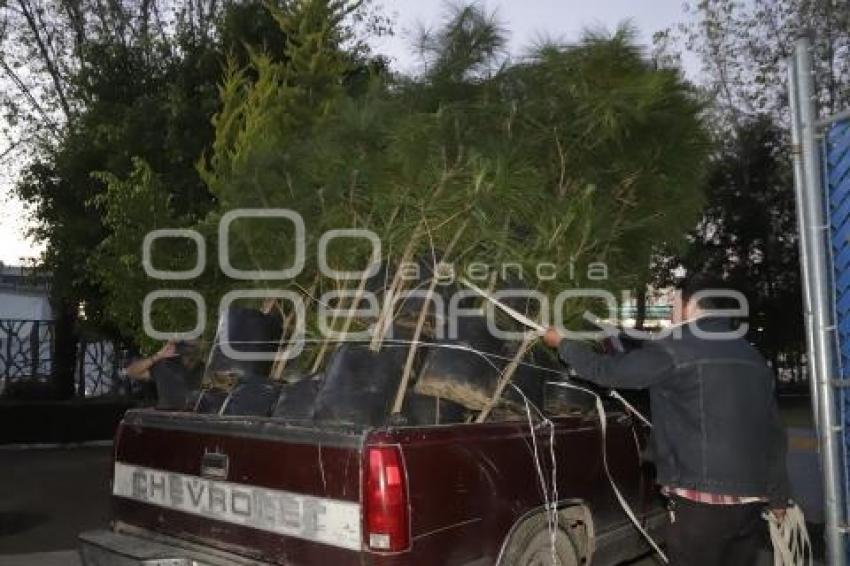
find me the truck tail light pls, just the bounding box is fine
[364,445,410,552]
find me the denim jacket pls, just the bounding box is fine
[558,316,791,507]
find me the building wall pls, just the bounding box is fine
[0,290,52,320]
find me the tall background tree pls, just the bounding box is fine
[652,0,850,379]
[655,117,803,371]
[669,0,850,123]
[1,0,384,396]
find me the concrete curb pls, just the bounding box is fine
[0,550,81,565]
[0,440,113,451]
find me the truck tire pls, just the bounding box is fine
[501,514,581,566]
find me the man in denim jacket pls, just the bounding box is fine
[544,274,790,566]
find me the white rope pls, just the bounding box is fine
[458,277,547,333]
[452,280,656,435]
[422,281,560,562]
[765,503,813,566]
[226,334,665,562]
[510,383,559,565]
[547,381,670,564]
[522,395,558,564]
[609,390,652,428]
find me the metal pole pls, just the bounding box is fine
[788,57,820,428]
[793,35,846,565]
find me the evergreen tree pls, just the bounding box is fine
[96,2,710,358]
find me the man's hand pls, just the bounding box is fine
[543,327,562,349]
[127,340,177,381]
[154,340,178,362]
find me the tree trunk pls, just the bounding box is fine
[52,299,79,400]
[635,285,647,330]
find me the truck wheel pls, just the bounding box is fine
[501,514,581,566]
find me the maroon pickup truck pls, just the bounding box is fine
[78,390,666,566]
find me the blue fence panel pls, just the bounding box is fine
[827,118,850,534]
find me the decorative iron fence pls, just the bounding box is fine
[0,318,131,399]
[0,319,53,380]
[77,339,126,397]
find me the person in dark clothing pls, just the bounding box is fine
[543,274,791,566]
[126,340,204,410]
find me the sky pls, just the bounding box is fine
[0,0,699,267]
[370,0,699,74]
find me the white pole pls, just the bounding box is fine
[792,35,846,565]
[788,53,820,437]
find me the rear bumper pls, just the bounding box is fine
[79,525,271,566]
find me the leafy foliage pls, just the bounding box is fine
[3,0,377,391]
[9,1,710,367]
[90,0,387,349]
[677,0,850,123]
[135,2,710,353]
[652,0,850,365]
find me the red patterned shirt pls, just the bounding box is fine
[663,486,766,505]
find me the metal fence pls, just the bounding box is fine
[77,339,126,397]
[790,36,850,564]
[0,318,130,399]
[827,114,850,562]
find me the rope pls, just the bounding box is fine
[207,333,664,562]
[765,503,813,566]
[458,272,661,562]
[521,392,559,565]
[458,277,547,333]
[208,293,800,566]
[609,390,652,428]
[547,381,670,564]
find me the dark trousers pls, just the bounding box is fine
[666,495,766,566]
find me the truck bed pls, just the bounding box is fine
[87,406,663,565]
